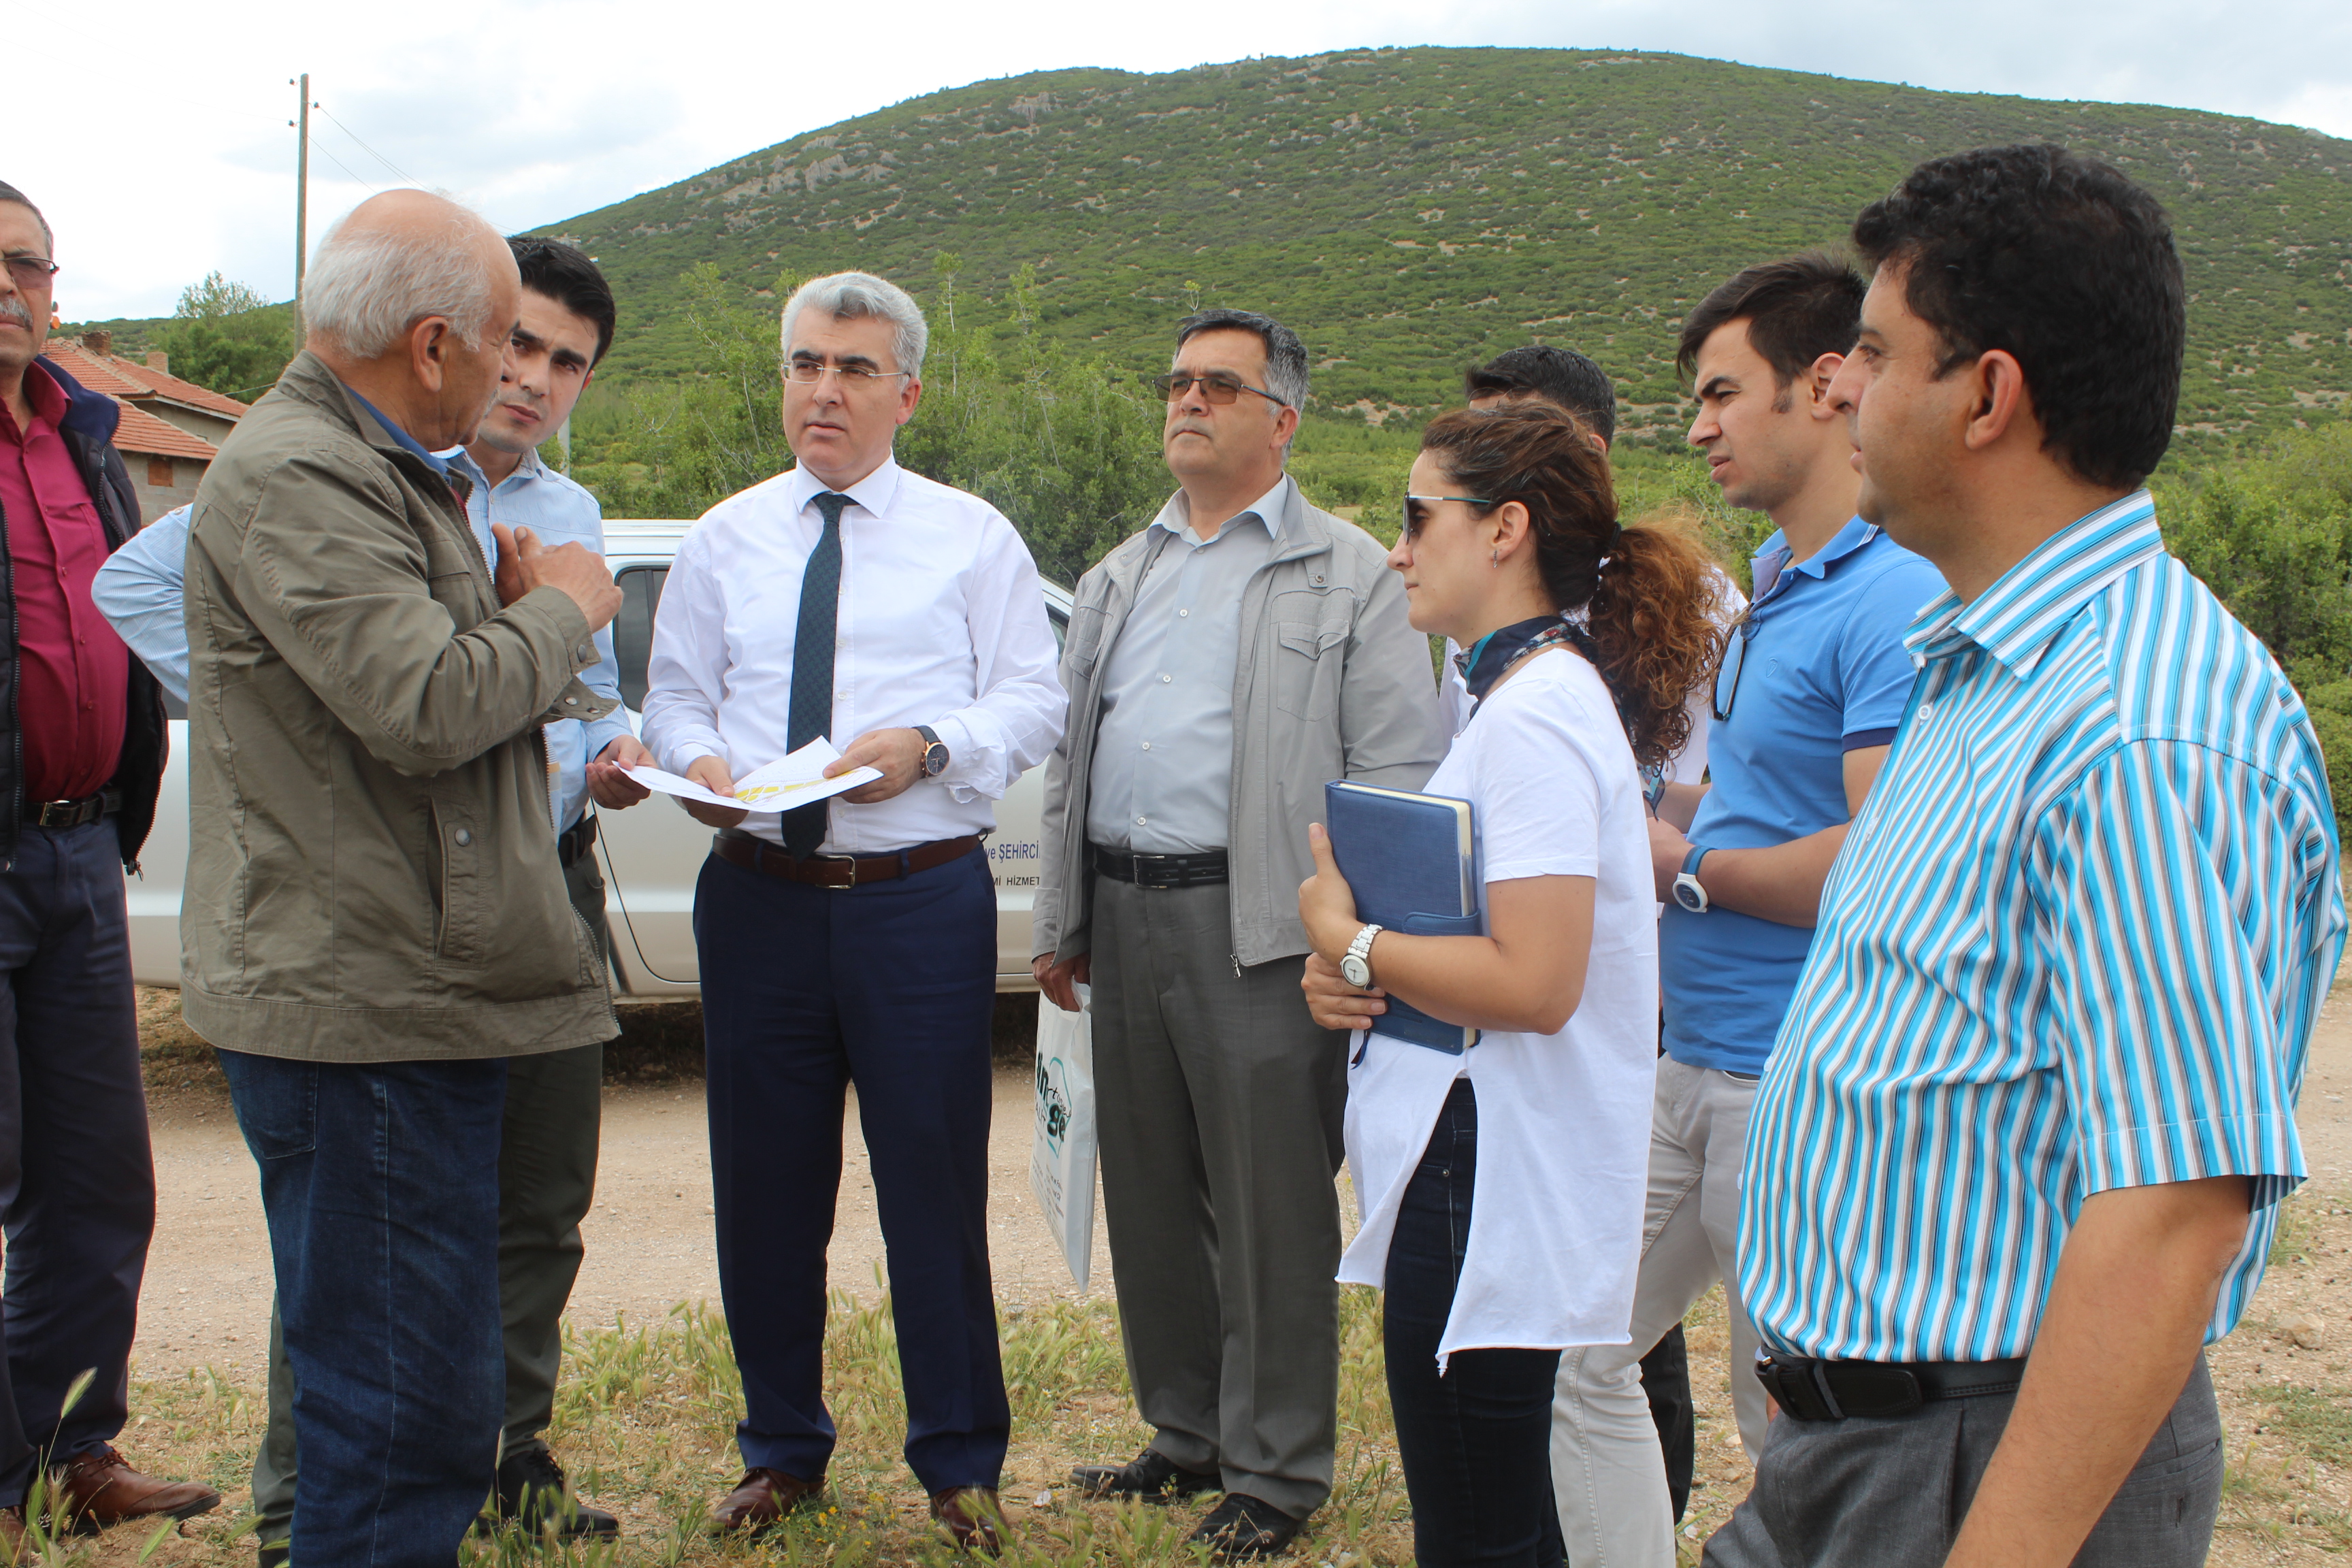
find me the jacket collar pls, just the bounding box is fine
[278,352,468,500]
[1903,489,2163,681]
[31,356,122,445]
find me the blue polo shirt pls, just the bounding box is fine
[1661,517,1946,1074]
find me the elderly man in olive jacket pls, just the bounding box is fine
[180,191,622,1568]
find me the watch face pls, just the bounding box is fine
[1341,954,1372,988]
[1673,877,1707,914]
[923,744,948,776]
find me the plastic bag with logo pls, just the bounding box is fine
[1029,984,1098,1290]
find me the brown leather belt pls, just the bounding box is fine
[24,787,120,830]
[713,832,981,889]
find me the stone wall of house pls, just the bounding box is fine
[130,456,206,525]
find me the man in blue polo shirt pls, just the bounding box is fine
[1551,253,1944,1567]
[1712,146,2342,1568]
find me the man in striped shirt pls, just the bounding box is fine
[1712,145,2345,1568]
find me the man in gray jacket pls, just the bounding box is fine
[1033,308,1446,1561]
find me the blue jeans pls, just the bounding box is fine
[219,1050,506,1568]
[1385,1079,1565,1568]
[695,843,1008,1492]
[0,823,154,1506]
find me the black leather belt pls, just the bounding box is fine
[714,832,981,890]
[557,813,598,868]
[23,787,120,830]
[1756,1355,2027,1421]
[1090,843,1229,889]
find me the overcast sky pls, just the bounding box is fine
[23,0,2352,325]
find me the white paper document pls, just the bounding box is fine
[620,738,883,812]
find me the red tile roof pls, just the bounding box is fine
[107,402,218,462]
[39,340,148,399]
[42,339,253,419]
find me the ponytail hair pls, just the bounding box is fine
[1418,404,1727,774]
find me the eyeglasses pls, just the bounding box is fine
[2,254,58,291]
[1400,493,1494,541]
[1712,617,1759,721]
[785,357,909,385]
[1149,371,1288,408]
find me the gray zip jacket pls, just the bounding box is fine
[1033,482,1447,968]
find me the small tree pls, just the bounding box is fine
[157,272,293,401]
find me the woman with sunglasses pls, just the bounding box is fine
[1298,402,1722,1567]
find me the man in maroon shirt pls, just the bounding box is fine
[0,180,215,1552]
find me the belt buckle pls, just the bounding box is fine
[812,854,857,890]
[1132,853,1174,891]
[35,800,78,829]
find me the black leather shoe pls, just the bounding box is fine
[257,1543,288,1568]
[1188,1492,1305,1561]
[495,1449,620,1539]
[1071,1448,1222,1502]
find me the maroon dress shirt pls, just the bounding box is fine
[0,363,129,802]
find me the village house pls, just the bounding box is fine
[40,331,251,523]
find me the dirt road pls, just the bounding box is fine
[134,1019,1113,1381]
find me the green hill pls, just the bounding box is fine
[542,46,2352,455]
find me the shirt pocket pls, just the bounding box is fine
[1271,588,1354,723]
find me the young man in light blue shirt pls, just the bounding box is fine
[1550,254,1945,1568]
[93,236,651,1558]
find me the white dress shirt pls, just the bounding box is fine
[640,456,1066,855]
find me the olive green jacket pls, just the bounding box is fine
[180,352,619,1061]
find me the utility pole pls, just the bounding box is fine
[290,74,311,344]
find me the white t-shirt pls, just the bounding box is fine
[1436,566,1748,786]
[1338,647,1659,1364]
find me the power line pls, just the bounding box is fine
[306,135,380,193]
[312,103,419,186]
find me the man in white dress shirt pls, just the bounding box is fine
[638,272,1063,1554]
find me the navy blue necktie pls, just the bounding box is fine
[781,491,851,858]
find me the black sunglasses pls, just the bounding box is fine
[1712,617,1759,722]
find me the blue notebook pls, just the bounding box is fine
[1322,780,1482,1054]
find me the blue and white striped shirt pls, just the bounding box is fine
[1738,491,2345,1362]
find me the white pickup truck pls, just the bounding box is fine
[124,519,1073,996]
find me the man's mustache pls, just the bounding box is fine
[0,297,31,328]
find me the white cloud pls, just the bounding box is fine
[20,0,2349,321]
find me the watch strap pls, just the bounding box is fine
[915,725,947,776]
[1681,844,1710,878]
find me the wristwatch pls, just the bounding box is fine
[915,725,950,778]
[1340,923,1384,989]
[1671,846,1712,914]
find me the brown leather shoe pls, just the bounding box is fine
[930,1486,1002,1556]
[47,1446,220,1532]
[709,1467,823,1535]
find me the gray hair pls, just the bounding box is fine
[780,272,928,378]
[302,198,504,359]
[0,181,54,255]
[1175,308,1310,410]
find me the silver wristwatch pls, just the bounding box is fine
[1340,924,1384,989]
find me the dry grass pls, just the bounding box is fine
[77,1288,1407,1567]
[114,989,2352,1565]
